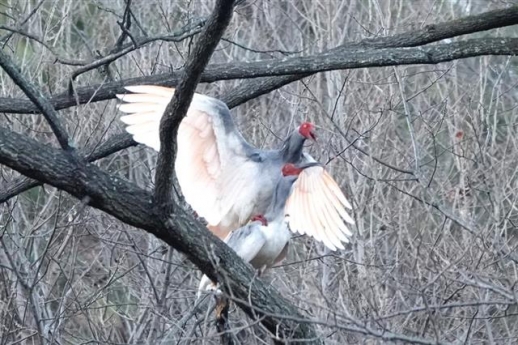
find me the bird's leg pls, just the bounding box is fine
[257,265,267,277]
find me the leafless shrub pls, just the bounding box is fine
[1,0,518,344]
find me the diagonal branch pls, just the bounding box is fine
[153,0,235,211]
[350,5,518,49]
[0,50,74,152]
[0,126,321,343]
[166,38,518,80]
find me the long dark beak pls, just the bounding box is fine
[298,161,323,170]
[308,130,323,161]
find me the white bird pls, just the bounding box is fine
[116,85,354,251]
[197,162,319,297]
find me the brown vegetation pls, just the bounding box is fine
[1,1,518,344]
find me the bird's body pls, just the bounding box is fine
[117,85,354,251]
[175,95,313,237]
[203,146,310,236]
[248,217,290,270]
[197,163,308,297]
[227,164,299,272]
[222,216,290,271]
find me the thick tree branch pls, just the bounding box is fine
[352,5,518,49]
[1,6,516,115]
[0,126,320,343]
[154,0,235,210]
[0,133,137,203]
[3,38,518,203]
[216,37,518,77]
[0,50,74,152]
[2,7,518,204]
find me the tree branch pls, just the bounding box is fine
[154,0,235,211]
[0,126,321,343]
[3,7,518,205]
[166,38,518,80]
[350,5,518,49]
[0,133,137,203]
[0,50,74,152]
[1,6,516,115]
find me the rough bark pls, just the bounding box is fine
[0,126,321,343]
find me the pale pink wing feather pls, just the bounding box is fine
[117,85,262,233]
[285,165,354,250]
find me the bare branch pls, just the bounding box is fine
[189,38,518,80]
[352,5,518,48]
[153,0,236,211]
[0,126,321,343]
[0,6,516,115]
[0,50,74,152]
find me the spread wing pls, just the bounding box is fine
[117,85,263,234]
[285,160,354,251]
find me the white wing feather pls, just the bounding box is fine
[117,85,261,238]
[285,165,354,250]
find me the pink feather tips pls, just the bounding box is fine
[282,163,303,177]
[298,122,317,141]
[251,214,268,226]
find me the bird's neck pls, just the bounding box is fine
[281,131,305,163]
[265,178,294,221]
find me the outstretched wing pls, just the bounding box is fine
[117,85,263,235]
[285,158,354,251]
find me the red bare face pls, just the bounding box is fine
[282,163,303,177]
[298,122,316,140]
[251,214,268,226]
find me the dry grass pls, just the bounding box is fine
[1,0,518,344]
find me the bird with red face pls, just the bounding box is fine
[117,86,354,251]
[197,162,323,297]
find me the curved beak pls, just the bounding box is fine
[309,130,317,142]
[308,128,323,160]
[298,161,323,170]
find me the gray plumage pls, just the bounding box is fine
[197,171,301,298]
[118,85,354,253]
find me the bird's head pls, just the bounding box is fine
[298,122,317,141]
[251,214,268,226]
